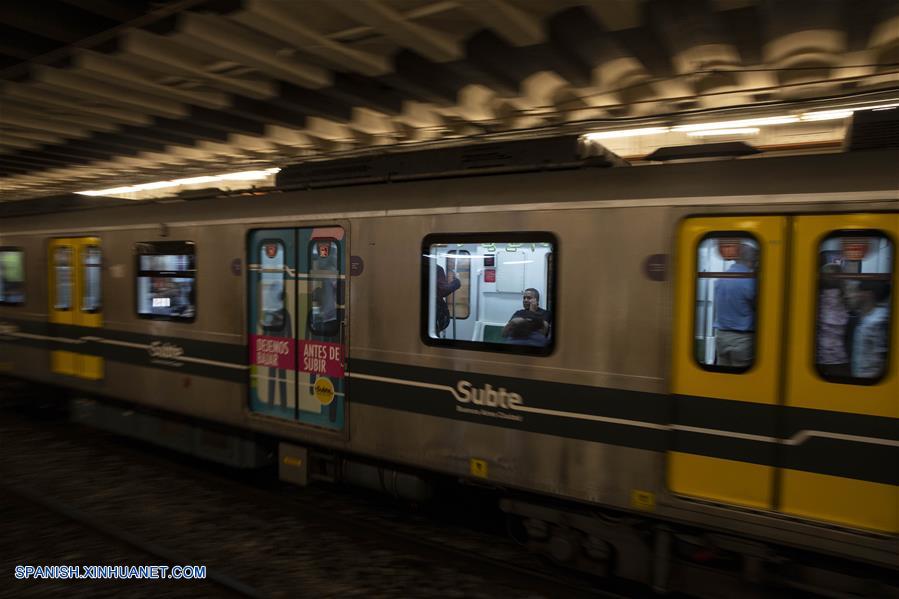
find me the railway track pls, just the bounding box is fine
[2,481,264,598]
[0,393,628,598]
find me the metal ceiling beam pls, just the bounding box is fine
[0,107,94,137]
[122,28,276,99]
[233,0,391,76]
[3,99,126,133]
[457,0,545,46]
[2,81,153,126]
[33,65,189,118]
[0,126,66,145]
[176,12,332,89]
[331,0,462,63]
[74,50,230,108]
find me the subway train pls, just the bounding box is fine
[1,130,897,597]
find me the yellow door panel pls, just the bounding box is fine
[48,237,104,381]
[75,238,103,380]
[672,216,788,404]
[51,351,78,377]
[780,469,899,533]
[49,239,76,376]
[785,213,899,417]
[668,452,772,509]
[80,357,104,380]
[669,216,788,510]
[779,213,898,532]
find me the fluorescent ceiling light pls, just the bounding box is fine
[800,110,853,121]
[583,127,670,140]
[801,102,898,121]
[687,128,760,137]
[77,167,281,197]
[674,116,798,132]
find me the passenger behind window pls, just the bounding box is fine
[849,280,891,378]
[263,291,291,407]
[312,279,338,335]
[435,265,461,336]
[816,263,851,378]
[501,288,551,339]
[504,313,549,347]
[713,243,758,368]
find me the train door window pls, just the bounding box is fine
[53,246,73,310]
[81,245,102,313]
[545,251,554,317]
[422,233,556,356]
[694,234,760,372]
[135,241,196,321]
[815,231,893,383]
[309,239,339,336]
[446,250,471,319]
[0,248,25,305]
[259,241,287,333]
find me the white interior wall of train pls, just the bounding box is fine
[0,148,897,573]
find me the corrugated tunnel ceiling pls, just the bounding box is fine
[1,0,898,201]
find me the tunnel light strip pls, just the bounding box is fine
[800,110,854,121]
[583,127,670,140]
[801,102,899,121]
[687,127,760,137]
[673,116,799,132]
[76,167,281,197]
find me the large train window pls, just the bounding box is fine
[53,246,73,311]
[0,248,25,305]
[309,239,339,336]
[421,232,556,356]
[82,245,102,313]
[135,241,196,321]
[694,234,760,372]
[815,231,893,384]
[259,240,287,333]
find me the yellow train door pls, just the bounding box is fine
[49,237,103,380]
[781,213,898,533]
[669,216,788,509]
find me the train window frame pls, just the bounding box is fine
[81,244,102,314]
[446,249,471,320]
[692,231,762,374]
[258,239,287,334]
[134,241,197,323]
[53,245,74,312]
[420,232,557,357]
[0,247,25,306]
[813,229,894,386]
[308,237,341,337]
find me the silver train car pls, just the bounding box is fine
[1,137,897,596]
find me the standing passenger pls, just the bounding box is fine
[849,280,891,378]
[266,292,291,407]
[816,264,851,378]
[435,265,460,335]
[714,244,758,368]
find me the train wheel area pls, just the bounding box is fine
[4,381,897,598]
[1,383,625,599]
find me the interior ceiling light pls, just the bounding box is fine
[77,167,281,197]
[687,127,760,137]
